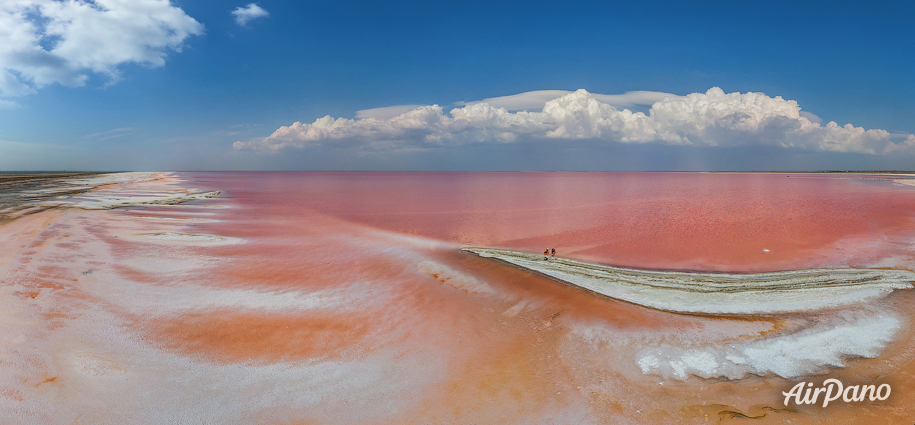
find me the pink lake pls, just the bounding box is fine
[202,171,915,272]
[4,171,915,424]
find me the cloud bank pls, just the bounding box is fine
[232,3,268,26]
[0,0,203,101]
[456,89,677,110]
[236,88,915,156]
[355,104,426,120]
[353,89,676,120]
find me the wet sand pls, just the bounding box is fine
[2,172,915,424]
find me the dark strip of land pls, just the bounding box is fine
[0,172,111,220]
[0,172,109,187]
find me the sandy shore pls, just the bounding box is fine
[462,247,915,315]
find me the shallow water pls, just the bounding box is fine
[2,171,915,423]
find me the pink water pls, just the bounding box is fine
[4,172,915,424]
[204,172,915,272]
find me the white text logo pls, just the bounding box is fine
[783,379,890,407]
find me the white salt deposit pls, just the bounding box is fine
[129,232,243,245]
[472,247,913,381]
[63,172,165,187]
[0,301,443,424]
[463,247,915,315]
[115,215,219,223]
[166,204,232,209]
[70,191,221,210]
[125,210,217,216]
[74,354,126,376]
[84,277,360,314]
[0,190,441,424]
[1,172,223,220]
[571,316,775,348]
[636,309,901,379]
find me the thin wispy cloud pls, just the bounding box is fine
[0,99,18,109]
[97,132,132,141]
[232,4,269,26]
[0,0,203,102]
[82,127,133,139]
[236,88,915,156]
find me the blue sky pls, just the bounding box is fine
[1,0,913,171]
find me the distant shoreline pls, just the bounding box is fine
[708,170,915,174]
[0,172,112,186]
[0,172,114,222]
[2,170,914,175]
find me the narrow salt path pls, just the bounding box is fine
[463,247,915,315]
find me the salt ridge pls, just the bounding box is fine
[462,247,915,315]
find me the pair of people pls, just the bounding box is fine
[543,248,556,260]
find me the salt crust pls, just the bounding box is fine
[69,190,221,210]
[115,215,219,223]
[0,203,440,423]
[27,172,221,211]
[123,210,217,216]
[463,247,915,315]
[3,172,225,221]
[634,308,900,379]
[128,232,243,245]
[6,174,911,418]
[0,297,442,423]
[62,172,165,187]
[89,278,361,314]
[469,247,911,381]
[0,174,449,422]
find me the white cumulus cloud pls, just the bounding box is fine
[232,3,268,26]
[355,104,426,120]
[457,89,678,110]
[235,88,915,156]
[0,0,203,100]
